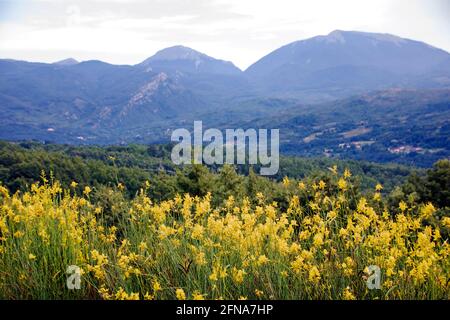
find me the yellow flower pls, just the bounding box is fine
[339,228,348,237]
[313,233,324,247]
[327,210,337,220]
[98,287,112,300]
[176,288,186,300]
[83,186,92,195]
[255,289,264,298]
[194,251,207,266]
[192,291,205,300]
[144,292,154,300]
[344,168,352,179]
[14,231,24,238]
[337,178,347,191]
[373,192,381,201]
[399,201,407,212]
[442,217,450,228]
[318,180,326,190]
[138,241,148,251]
[299,230,311,240]
[191,224,204,240]
[209,272,218,282]
[0,185,10,198]
[375,183,383,191]
[342,286,356,300]
[420,202,435,219]
[152,280,162,292]
[256,192,264,202]
[70,181,78,188]
[257,255,269,266]
[28,253,36,261]
[341,257,355,276]
[308,266,321,283]
[282,176,290,187]
[115,287,139,300]
[328,165,338,175]
[158,224,176,240]
[232,268,247,284]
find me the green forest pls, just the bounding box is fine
[0,140,448,212]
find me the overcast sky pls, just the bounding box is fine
[0,0,449,70]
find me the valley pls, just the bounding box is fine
[0,30,449,167]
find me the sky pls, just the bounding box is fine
[0,0,449,70]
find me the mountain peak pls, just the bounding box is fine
[245,30,450,98]
[317,30,407,45]
[53,58,79,66]
[147,45,209,62]
[138,45,241,75]
[322,29,347,43]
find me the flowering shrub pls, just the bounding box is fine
[0,169,448,300]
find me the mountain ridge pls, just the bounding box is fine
[137,45,242,75]
[244,30,450,100]
[0,30,449,167]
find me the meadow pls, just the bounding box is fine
[0,166,448,300]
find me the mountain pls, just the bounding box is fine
[137,45,251,107]
[241,88,450,167]
[0,58,210,143]
[53,58,79,66]
[0,31,449,167]
[138,45,241,75]
[245,30,450,101]
[0,47,250,144]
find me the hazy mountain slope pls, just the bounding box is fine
[138,45,241,75]
[0,47,250,143]
[243,88,450,167]
[0,31,449,158]
[137,45,253,105]
[53,58,79,66]
[245,30,450,101]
